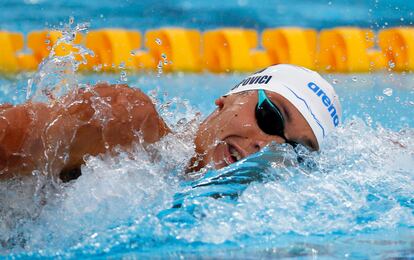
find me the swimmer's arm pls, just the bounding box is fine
[0,102,52,179]
[56,83,171,177]
[0,83,170,180]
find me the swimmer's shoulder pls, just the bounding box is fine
[77,82,153,106]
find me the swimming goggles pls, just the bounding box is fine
[255,89,298,147]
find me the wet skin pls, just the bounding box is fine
[0,83,170,181]
[189,90,318,172]
[0,85,316,181]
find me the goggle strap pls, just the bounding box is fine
[257,89,267,107]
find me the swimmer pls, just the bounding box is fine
[0,64,341,182]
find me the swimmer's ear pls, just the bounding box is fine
[215,96,226,110]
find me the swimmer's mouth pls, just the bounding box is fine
[224,142,245,165]
[229,145,242,162]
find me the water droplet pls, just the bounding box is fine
[375,95,384,101]
[161,53,167,60]
[332,79,339,85]
[351,76,358,82]
[155,38,162,45]
[45,39,50,44]
[93,64,102,72]
[69,16,74,25]
[383,88,393,96]
[120,71,128,82]
[388,61,395,68]
[119,62,126,69]
[157,61,163,77]
[365,115,373,126]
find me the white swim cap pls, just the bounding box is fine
[226,64,342,147]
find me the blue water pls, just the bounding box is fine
[0,1,413,259]
[1,0,414,34]
[0,68,413,258]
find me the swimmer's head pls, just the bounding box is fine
[189,64,342,172]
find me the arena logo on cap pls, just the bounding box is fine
[231,75,273,91]
[307,82,340,127]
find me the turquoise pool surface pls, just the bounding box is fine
[1,0,414,33]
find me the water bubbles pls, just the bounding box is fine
[155,38,162,45]
[93,64,102,72]
[351,76,358,82]
[388,60,396,69]
[365,115,373,126]
[120,71,128,82]
[157,61,163,77]
[375,95,384,101]
[156,53,170,77]
[383,87,393,96]
[332,79,339,85]
[25,19,93,102]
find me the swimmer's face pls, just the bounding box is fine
[189,91,318,172]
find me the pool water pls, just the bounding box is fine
[1,0,414,33]
[0,56,413,258]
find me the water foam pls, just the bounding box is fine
[0,115,412,257]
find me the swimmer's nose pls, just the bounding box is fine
[252,140,267,152]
